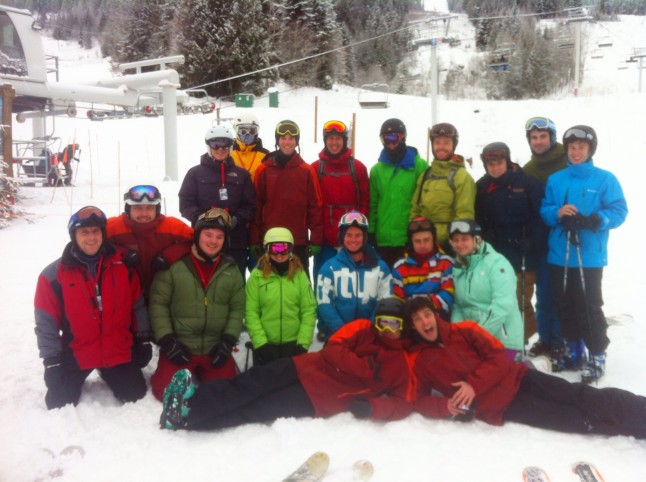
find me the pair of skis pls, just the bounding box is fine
[523,462,604,482]
[282,451,373,482]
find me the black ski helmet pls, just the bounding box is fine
[275,119,300,147]
[407,217,437,246]
[67,206,107,244]
[562,125,597,159]
[380,118,406,138]
[194,208,232,245]
[429,123,459,159]
[480,142,511,169]
[448,219,482,238]
[375,297,406,320]
[322,119,349,151]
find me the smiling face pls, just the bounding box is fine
[278,134,297,156]
[209,145,230,161]
[325,134,345,155]
[75,226,103,256]
[432,136,454,160]
[567,140,590,164]
[411,306,439,342]
[198,228,225,258]
[450,233,478,257]
[130,204,157,223]
[528,130,551,155]
[485,158,508,179]
[343,226,364,253]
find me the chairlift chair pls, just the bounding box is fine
[358,83,389,109]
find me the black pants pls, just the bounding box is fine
[292,245,311,279]
[550,265,609,353]
[45,361,147,409]
[504,370,646,438]
[224,247,248,279]
[186,358,315,431]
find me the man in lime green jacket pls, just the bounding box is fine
[369,118,427,268]
[410,123,476,252]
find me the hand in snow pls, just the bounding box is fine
[449,381,475,413]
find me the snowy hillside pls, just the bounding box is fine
[1,13,645,482]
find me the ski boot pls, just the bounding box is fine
[160,369,195,430]
[581,353,606,384]
[528,340,551,358]
[551,340,586,372]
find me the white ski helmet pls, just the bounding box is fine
[205,125,234,154]
[233,112,259,130]
[233,112,260,145]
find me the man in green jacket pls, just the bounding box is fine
[149,208,245,400]
[369,118,427,268]
[410,123,476,253]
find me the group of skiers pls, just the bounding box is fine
[34,113,642,441]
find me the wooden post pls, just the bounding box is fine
[314,96,318,144]
[351,112,357,153]
[1,84,16,177]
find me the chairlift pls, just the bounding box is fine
[488,49,512,72]
[358,84,389,109]
[598,36,613,48]
[12,136,82,187]
[591,49,604,59]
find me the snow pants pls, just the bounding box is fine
[550,265,608,353]
[45,361,146,410]
[535,251,561,346]
[186,357,315,431]
[503,369,646,438]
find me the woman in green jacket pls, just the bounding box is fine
[246,227,317,366]
[449,219,524,359]
[149,208,245,401]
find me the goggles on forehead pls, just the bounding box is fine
[207,138,233,150]
[408,218,433,233]
[197,208,232,229]
[68,206,106,231]
[339,210,368,228]
[449,220,474,235]
[276,122,300,137]
[124,184,161,203]
[375,315,404,333]
[525,117,555,132]
[323,120,347,134]
[267,242,292,255]
[381,132,404,145]
[563,128,594,143]
[481,150,508,163]
[237,125,258,137]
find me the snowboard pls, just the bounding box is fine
[522,466,551,482]
[282,451,330,482]
[573,462,605,482]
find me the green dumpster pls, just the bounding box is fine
[234,93,254,108]
[268,88,279,108]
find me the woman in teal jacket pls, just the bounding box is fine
[449,219,524,358]
[246,227,317,366]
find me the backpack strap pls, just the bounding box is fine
[317,156,361,207]
[416,164,463,206]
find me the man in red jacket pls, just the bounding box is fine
[107,185,193,302]
[407,297,646,438]
[160,298,416,430]
[34,206,152,409]
[251,120,323,276]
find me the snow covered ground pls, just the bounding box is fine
[1,13,645,482]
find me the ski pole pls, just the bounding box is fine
[520,252,526,323]
[563,230,571,292]
[244,341,253,371]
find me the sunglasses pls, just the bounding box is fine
[237,125,258,137]
[381,132,403,145]
[481,151,508,163]
[375,315,404,333]
[124,185,161,203]
[563,128,594,143]
[408,218,433,233]
[276,122,299,137]
[340,211,368,228]
[268,242,292,255]
[207,138,233,150]
[323,120,347,134]
[525,117,555,131]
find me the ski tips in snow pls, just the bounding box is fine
[573,461,605,482]
[522,466,551,482]
[282,451,330,482]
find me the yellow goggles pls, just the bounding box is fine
[375,315,404,333]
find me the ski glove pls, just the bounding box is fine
[281,341,307,357]
[151,254,171,272]
[308,245,322,257]
[349,399,373,420]
[583,213,601,232]
[43,357,65,389]
[209,334,237,368]
[560,213,586,232]
[123,250,140,268]
[159,334,191,365]
[254,343,280,366]
[133,337,153,368]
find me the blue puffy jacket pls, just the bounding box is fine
[540,160,627,268]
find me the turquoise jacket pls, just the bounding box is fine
[451,241,524,351]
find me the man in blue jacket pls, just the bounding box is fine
[316,211,392,340]
[540,125,627,383]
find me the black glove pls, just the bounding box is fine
[209,334,237,368]
[281,342,307,358]
[133,337,153,368]
[254,343,280,365]
[518,238,534,254]
[560,213,586,232]
[367,233,377,247]
[43,356,65,389]
[349,399,373,419]
[583,213,601,232]
[123,250,140,268]
[151,254,171,272]
[158,334,191,365]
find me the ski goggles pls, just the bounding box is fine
[430,123,457,138]
[449,220,479,236]
[481,150,508,162]
[339,210,368,229]
[207,138,234,150]
[198,208,232,229]
[525,117,555,132]
[381,132,404,145]
[323,120,347,135]
[68,206,106,230]
[375,315,404,333]
[408,217,434,233]
[563,127,594,143]
[276,121,300,137]
[267,242,292,255]
[236,125,258,137]
[124,184,161,203]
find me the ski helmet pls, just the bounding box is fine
[194,208,232,244]
[480,142,511,169]
[379,118,406,145]
[205,125,234,154]
[448,219,482,238]
[337,210,369,247]
[430,123,459,159]
[562,125,597,159]
[275,120,300,146]
[407,217,437,245]
[263,227,294,251]
[525,117,557,148]
[374,297,407,334]
[233,112,260,145]
[323,120,349,151]
[67,205,107,242]
[123,184,162,218]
